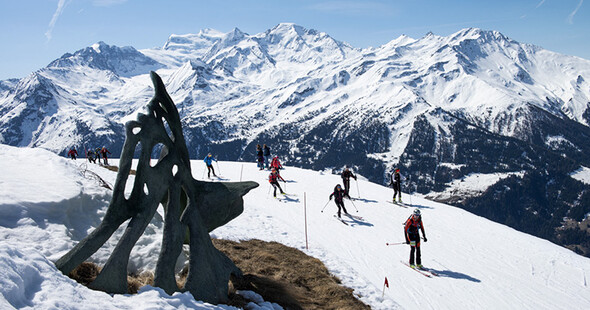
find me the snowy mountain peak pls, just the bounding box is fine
[447,28,516,50]
[219,27,247,46]
[47,41,162,77]
[163,30,224,52]
[268,22,307,35]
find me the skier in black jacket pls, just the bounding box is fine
[256,144,264,170]
[390,168,402,202]
[263,144,271,169]
[341,167,357,199]
[329,184,349,218]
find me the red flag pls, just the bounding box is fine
[384,277,389,288]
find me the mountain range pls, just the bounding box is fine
[1,23,590,256]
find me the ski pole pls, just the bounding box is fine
[386,242,406,246]
[202,167,206,179]
[320,200,331,212]
[349,198,359,212]
[215,161,221,176]
[407,175,412,206]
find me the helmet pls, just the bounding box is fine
[336,184,342,189]
[413,209,421,217]
[395,168,400,172]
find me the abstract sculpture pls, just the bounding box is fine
[55,71,258,303]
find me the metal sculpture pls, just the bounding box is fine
[55,71,258,304]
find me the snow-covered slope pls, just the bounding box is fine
[1,145,589,309]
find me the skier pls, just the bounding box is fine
[95,147,102,164]
[67,148,78,160]
[100,146,111,165]
[341,167,357,199]
[404,209,427,268]
[87,149,96,163]
[268,167,285,197]
[256,144,264,170]
[263,144,271,169]
[390,168,402,202]
[329,184,349,218]
[270,156,283,171]
[204,153,217,178]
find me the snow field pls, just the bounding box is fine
[1,145,590,309]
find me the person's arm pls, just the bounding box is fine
[404,220,411,243]
[329,192,334,200]
[420,219,427,241]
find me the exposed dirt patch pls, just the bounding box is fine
[68,239,369,309]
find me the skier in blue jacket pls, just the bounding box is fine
[204,153,217,178]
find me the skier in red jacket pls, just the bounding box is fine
[67,148,78,160]
[100,147,111,165]
[269,168,285,197]
[270,156,283,171]
[404,209,427,268]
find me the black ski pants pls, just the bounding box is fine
[271,181,284,197]
[335,200,348,218]
[207,164,216,178]
[343,179,351,198]
[393,182,401,200]
[408,233,421,265]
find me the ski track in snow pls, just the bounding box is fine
[1,145,590,309]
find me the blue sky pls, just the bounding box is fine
[0,0,588,80]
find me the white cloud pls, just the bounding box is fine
[45,0,69,41]
[535,0,546,9]
[567,0,584,24]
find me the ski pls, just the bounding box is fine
[282,192,298,197]
[334,215,349,225]
[344,213,364,221]
[400,261,432,277]
[419,267,439,277]
[387,201,408,207]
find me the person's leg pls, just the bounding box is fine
[277,182,284,194]
[409,246,415,265]
[344,180,350,197]
[416,246,422,266]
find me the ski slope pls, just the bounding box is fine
[1,145,589,309]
